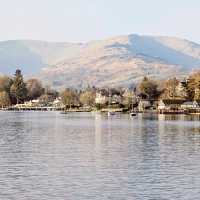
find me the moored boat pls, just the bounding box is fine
[130,111,137,117]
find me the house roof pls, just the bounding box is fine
[182,101,194,105]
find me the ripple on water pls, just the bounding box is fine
[0,112,200,200]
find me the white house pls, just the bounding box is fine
[181,101,200,109]
[14,99,40,108]
[158,99,186,111]
[95,89,123,105]
[53,97,63,107]
[157,100,166,110]
[95,91,109,104]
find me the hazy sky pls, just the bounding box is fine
[0,0,199,43]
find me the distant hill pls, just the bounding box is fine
[0,40,83,75]
[0,34,200,88]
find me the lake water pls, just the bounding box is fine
[0,112,200,200]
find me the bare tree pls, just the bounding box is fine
[0,91,11,108]
[26,78,44,100]
[79,91,95,106]
[60,89,78,109]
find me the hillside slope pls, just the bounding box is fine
[0,34,200,88]
[0,40,83,75]
[40,34,200,88]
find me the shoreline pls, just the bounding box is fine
[1,109,200,115]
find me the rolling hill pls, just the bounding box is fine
[0,34,200,88]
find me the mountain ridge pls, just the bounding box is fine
[0,34,200,88]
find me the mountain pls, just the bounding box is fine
[0,40,83,75]
[0,34,200,88]
[39,34,200,88]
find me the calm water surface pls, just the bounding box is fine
[0,112,200,200]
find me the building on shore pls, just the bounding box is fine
[95,89,122,105]
[181,101,200,109]
[158,99,186,113]
[95,90,109,105]
[52,97,63,107]
[14,99,40,108]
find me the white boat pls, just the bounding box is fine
[130,111,137,117]
[130,88,137,117]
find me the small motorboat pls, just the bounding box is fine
[130,111,137,117]
[130,89,137,117]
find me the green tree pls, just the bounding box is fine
[186,71,200,100]
[186,77,196,100]
[10,69,27,104]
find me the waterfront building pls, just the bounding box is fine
[181,101,200,109]
[95,90,109,105]
[158,99,186,111]
[52,97,63,107]
[14,99,40,108]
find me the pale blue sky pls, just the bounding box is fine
[0,0,199,43]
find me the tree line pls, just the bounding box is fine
[60,72,200,109]
[0,69,200,108]
[0,69,57,107]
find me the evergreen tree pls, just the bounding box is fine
[10,69,27,104]
[187,71,200,100]
[187,77,196,100]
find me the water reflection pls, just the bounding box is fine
[94,113,102,152]
[0,112,200,199]
[158,113,200,121]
